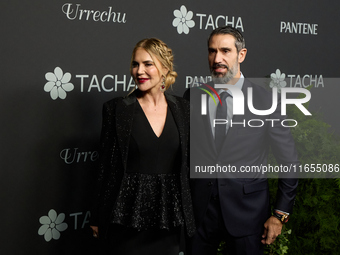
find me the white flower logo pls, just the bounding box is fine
[38,209,68,242]
[270,69,287,92]
[172,5,195,34]
[44,67,74,100]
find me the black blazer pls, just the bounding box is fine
[91,90,195,237]
[186,79,299,237]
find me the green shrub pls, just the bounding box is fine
[266,87,340,254]
[219,87,340,254]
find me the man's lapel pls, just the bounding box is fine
[196,89,216,154]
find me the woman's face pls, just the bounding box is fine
[131,48,166,93]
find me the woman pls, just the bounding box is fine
[90,38,195,255]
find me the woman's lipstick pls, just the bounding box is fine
[137,78,149,83]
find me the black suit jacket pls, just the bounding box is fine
[91,90,196,237]
[186,79,299,237]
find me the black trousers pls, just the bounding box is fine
[190,191,264,255]
[106,224,182,255]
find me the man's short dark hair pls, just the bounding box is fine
[208,26,245,53]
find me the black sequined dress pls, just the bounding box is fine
[110,102,185,231]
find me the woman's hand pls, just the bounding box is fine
[90,226,99,238]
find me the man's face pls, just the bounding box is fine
[208,34,246,84]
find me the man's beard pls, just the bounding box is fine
[211,62,238,84]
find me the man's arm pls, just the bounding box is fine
[262,95,299,244]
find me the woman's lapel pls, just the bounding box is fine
[115,91,137,171]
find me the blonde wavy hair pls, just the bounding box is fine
[130,38,177,90]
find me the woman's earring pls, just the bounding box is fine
[160,77,166,92]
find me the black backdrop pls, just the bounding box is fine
[1,0,340,254]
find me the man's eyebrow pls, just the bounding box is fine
[208,47,232,51]
[220,47,232,51]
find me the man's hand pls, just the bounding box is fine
[261,216,282,245]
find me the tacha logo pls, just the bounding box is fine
[270,69,286,92]
[44,67,74,100]
[272,68,324,88]
[172,5,195,34]
[43,67,137,100]
[172,5,244,35]
[38,209,68,242]
[38,209,91,242]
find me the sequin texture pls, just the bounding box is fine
[111,172,184,230]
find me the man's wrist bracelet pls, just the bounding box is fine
[273,210,289,224]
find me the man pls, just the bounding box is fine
[186,26,299,254]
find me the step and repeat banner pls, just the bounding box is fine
[1,0,340,254]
